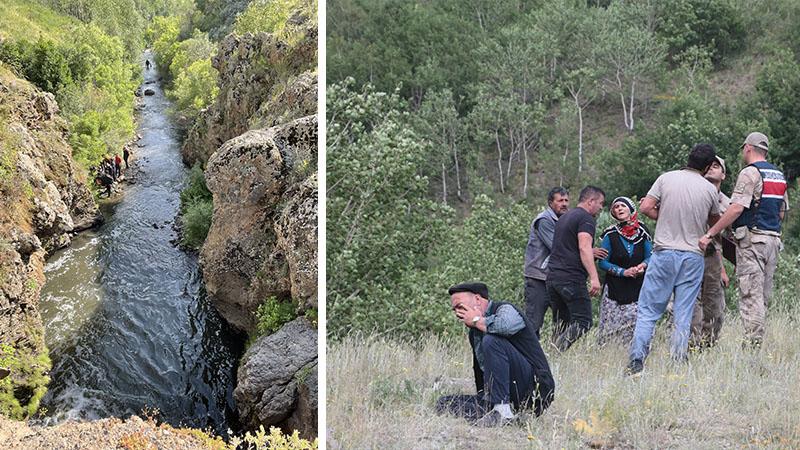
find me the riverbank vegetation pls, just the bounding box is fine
[0,0,190,172]
[327,0,800,338]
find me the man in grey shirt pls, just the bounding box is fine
[523,187,569,337]
[627,144,720,375]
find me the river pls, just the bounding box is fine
[38,51,241,435]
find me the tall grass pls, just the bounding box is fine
[328,306,800,449]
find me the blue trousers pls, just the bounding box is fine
[629,250,705,362]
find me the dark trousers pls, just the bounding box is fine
[524,277,550,339]
[436,335,554,419]
[547,279,593,351]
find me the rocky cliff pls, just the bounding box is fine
[180,14,318,439]
[0,65,101,419]
[181,25,317,167]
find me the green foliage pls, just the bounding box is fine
[0,342,51,420]
[596,93,765,200]
[179,163,213,249]
[655,0,746,65]
[255,296,297,337]
[234,0,314,36]
[181,199,212,249]
[148,15,181,71]
[180,163,212,210]
[751,48,800,180]
[327,81,453,337]
[170,58,218,119]
[24,38,73,94]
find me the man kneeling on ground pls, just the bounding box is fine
[436,282,555,427]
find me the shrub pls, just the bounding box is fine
[228,425,318,450]
[255,297,297,337]
[180,199,212,249]
[0,342,51,420]
[656,0,746,65]
[169,58,219,120]
[23,38,72,94]
[179,163,212,210]
[233,0,314,36]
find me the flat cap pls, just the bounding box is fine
[448,282,489,299]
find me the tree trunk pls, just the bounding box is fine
[616,71,630,131]
[453,142,463,201]
[495,130,505,193]
[573,93,584,172]
[523,139,529,198]
[628,80,636,131]
[441,162,447,205]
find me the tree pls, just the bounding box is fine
[753,49,800,181]
[467,24,550,197]
[414,89,468,204]
[596,2,666,131]
[327,80,451,336]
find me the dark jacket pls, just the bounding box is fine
[469,300,555,415]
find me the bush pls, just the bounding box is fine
[23,38,72,94]
[169,58,219,120]
[233,0,314,36]
[0,342,51,420]
[656,0,746,65]
[179,163,213,249]
[181,199,212,249]
[255,297,297,337]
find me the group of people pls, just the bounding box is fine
[94,148,131,198]
[438,131,789,427]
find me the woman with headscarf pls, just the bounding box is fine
[597,197,652,345]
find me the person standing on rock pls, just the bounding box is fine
[114,153,122,179]
[123,146,131,169]
[436,282,555,427]
[699,132,789,348]
[145,59,151,70]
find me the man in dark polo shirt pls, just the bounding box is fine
[546,186,605,352]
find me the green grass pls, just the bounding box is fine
[329,259,800,449]
[0,0,79,43]
[329,310,800,449]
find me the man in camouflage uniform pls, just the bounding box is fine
[691,156,731,348]
[700,132,789,347]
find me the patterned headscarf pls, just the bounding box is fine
[610,196,647,243]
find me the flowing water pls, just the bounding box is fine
[38,52,241,435]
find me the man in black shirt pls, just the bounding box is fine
[546,186,605,351]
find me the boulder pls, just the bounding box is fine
[201,116,317,332]
[234,318,317,439]
[144,88,155,96]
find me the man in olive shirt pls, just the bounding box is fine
[628,144,720,375]
[691,156,731,348]
[700,132,788,347]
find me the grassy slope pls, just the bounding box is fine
[329,309,800,449]
[0,0,79,42]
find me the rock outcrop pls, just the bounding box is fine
[0,65,102,418]
[234,317,317,440]
[201,116,318,332]
[181,25,317,167]
[179,11,318,439]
